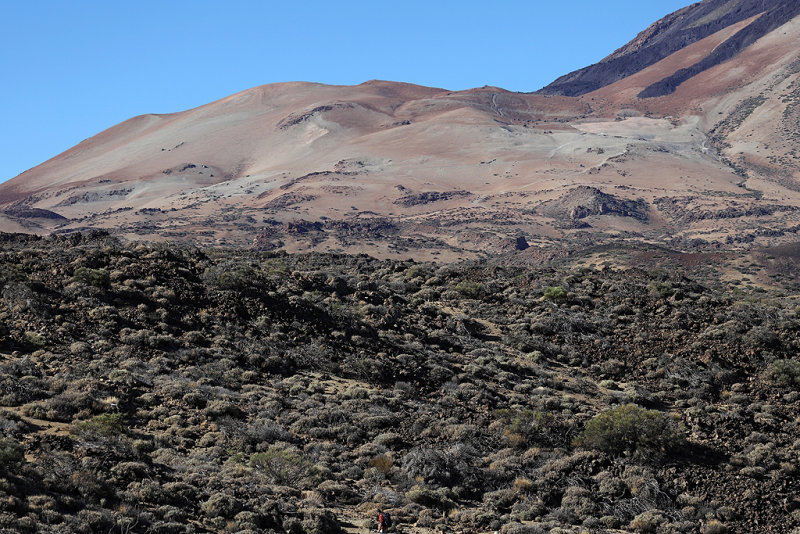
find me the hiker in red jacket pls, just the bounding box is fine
[377,509,385,533]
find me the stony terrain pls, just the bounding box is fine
[1,232,800,533]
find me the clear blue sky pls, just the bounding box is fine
[1,1,691,183]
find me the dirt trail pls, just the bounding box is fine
[491,93,504,117]
[4,405,72,437]
[439,305,503,338]
[2,406,72,462]
[336,506,459,534]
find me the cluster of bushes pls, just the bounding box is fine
[0,233,797,532]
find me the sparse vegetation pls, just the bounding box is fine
[0,232,798,532]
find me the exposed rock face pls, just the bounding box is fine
[638,2,800,97]
[540,186,649,222]
[2,208,67,220]
[539,0,800,97]
[393,190,472,207]
[654,196,797,223]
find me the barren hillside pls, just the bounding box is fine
[0,0,798,262]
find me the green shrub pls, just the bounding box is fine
[73,267,110,288]
[405,264,429,280]
[560,486,596,519]
[216,270,251,290]
[201,493,241,518]
[24,331,47,347]
[204,263,254,290]
[368,453,393,474]
[249,445,310,485]
[542,286,567,302]
[71,413,126,438]
[0,437,24,470]
[455,280,483,298]
[701,519,729,534]
[647,280,673,298]
[482,488,516,510]
[575,404,683,461]
[262,258,290,277]
[301,509,341,534]
[764,358,800,387]
[630,510,668,533]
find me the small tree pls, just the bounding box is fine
[575,404,683,462]
[249,444,310,485]
[542,286,567,302]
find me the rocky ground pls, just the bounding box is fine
[0,232,799,533]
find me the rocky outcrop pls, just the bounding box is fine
[393,190,472,207]
[277,102,356,129]
[540,186,649,221]
[3,207,67,220]
[654,196,798,222]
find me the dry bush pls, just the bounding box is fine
[249,444,310,485]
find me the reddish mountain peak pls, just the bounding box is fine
[539,0,800,97]
[1,1,799,260]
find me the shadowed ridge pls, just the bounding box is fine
[638,1,800,97]
[537,0,792,97]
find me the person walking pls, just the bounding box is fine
[377,509,392,533]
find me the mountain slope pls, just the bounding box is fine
[539,0,800,97]
[0,0,799,260]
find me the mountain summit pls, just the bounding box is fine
[1,0,799,260]
[539,0,800,97]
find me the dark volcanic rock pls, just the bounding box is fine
[0,232,799,533]
[540,186,649,221]
[3,207,67,220]
[285,220,324,234]
[655,196,797,223]
[639,1,800,98]
[393,190,472,207]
